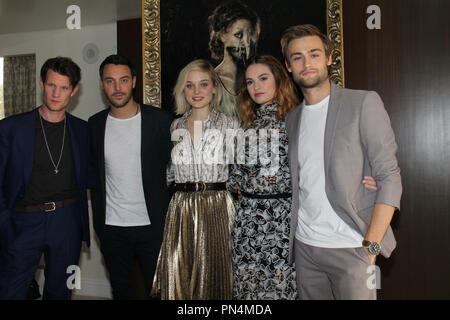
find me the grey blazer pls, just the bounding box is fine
[285,82,402,263]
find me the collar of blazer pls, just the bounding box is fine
[92,103,158,173]
[323,82,344,176]
[288,81,342,177]
[21,109,81,188]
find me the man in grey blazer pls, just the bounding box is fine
[281,25,402,299]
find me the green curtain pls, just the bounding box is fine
[3,54,36,117]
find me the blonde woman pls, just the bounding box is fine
[152,59,240,300]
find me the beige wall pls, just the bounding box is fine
[74,200,112,299]
[0,22,117,121]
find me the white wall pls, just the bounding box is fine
[0,23,117,299]
[34,200,112,299]
[0,22,117,121]
[74,200,112,299]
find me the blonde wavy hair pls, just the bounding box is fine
[238,55,299,128]
[173,59,236,116]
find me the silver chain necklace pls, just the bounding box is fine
[39,113,66,174]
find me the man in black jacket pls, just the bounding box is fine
[88,55,172,299]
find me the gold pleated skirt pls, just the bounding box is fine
[152,190,235,300]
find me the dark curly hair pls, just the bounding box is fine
[40,57,81,88]
[208,1,261,60]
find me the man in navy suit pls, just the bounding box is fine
[0,57,92,300]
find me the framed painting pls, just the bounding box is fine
[142,0,344,109]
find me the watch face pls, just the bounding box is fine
[368,242,381,255]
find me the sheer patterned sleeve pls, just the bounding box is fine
[226,116,244,194]
[166,118,180,186]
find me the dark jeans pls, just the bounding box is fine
[100,224,161,300]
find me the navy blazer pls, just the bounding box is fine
[88,104,172,243]
[0,109,93,247]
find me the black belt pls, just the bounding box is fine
[241,192,292,199]
[173,182,227,192]
[14,197,79,213]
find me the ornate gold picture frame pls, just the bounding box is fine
[142,0,344,106]
[327,0,344,88]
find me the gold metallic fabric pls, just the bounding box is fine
[152,190,235,300]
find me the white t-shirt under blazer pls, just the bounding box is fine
[296,95,364,248]
[104,112,150,227]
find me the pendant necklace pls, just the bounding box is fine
[39,113,66,174]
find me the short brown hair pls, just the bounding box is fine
[280,24,333,64]
[40,56,81,88]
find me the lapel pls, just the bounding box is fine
[66,113,81,179]
[140,105,156,180]
[21,109,38,184]
[324,82,343,177]
[289,104,304,179]
[97,110,109,187]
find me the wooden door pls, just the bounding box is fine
[343,0,450,299]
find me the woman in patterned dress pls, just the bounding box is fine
[152,59,240,299]
[230,55,299,299]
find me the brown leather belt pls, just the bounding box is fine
[173,182,227,192]
[14,197,79,213]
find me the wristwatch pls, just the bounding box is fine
[362,240,381,256]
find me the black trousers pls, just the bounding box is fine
[0,203,82,300]
[100,224,161,300]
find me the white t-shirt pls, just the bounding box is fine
[295,96,363,248]
[104,113,150,226]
